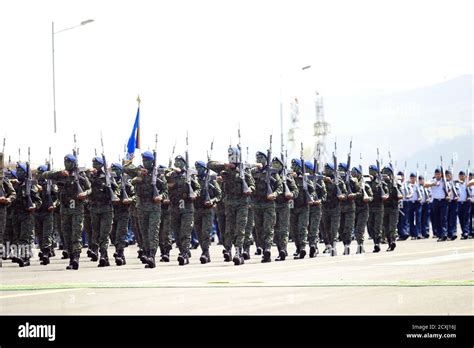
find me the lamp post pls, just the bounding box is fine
[52,19,94,133]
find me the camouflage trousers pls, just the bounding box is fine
[224,198,249,249]
[171,202,194,256]
[159,208,172,252]
[35,211,54,252]
[90,204,114,254]
[60,205,85,255]
[137,204,161,252]
[290,205,309,249]
[0,205,6,258]
[12,211,35,259]
[308,204,322,246]
[194,208,213,252]
[354,206,369,244]
[274,202,290,251]
[216,203,226,246]
[383,206,399,242]
[253,200,276,251]
[54,210,64,248]
[83,206,92,247]
[368,206,384,243]
[111,207,130,251]
[339,204,355,245]
[322,205,341,245]
[244,205,255,249]
[131,206,142,249]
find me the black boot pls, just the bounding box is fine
[293,247,301,257]
[242,246,250,260]
[61,250,69,259]
[261,249,271,263]
[18,256,30,267]
[137,249,144,259]
[255,247,263,255]
[178,250,189,266]
[161,247,170,262]
[356,243,365,254]
[276,249,287,261]
[387,240,396,251]
[66,255,75,270]
[331,242,337,257]
[233,247,244,265]
[294,246,306,259]
[343,244,350,255]
[309,245,318,258]
[71,252,80,270]
[200,249,210,264]
[98,250,110,267]
[115,249,125,266]
[40,249,51,265]
[223,248,232,262]
[145,249,156,268]
[89,247,98,262]
[140,250,149,264]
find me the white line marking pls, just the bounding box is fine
[379,252,474,266]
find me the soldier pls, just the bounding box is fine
[43,154,90,269]
[110,162,135,265]
[250,151,282,263]
[381,166,403,251]
[207,147,255,266]
[424,168,450,241]
[469,172,474,238]
[35,165,58,265]
[83,200,94,260]
[11,162,42,267]
[456,171,471,240]
[158,165,172,263]
[406,173,422,240]
[367,165,388,252]
[193,161,222,264]
[351,166,372,254]
[125,151,168,268]
[338,163,361,255]
[445,169,459,240]
[215,190,226,246]
[290,159,315,259]
[0,164,16,263]
[306,161,326,258]
[271,156,298,261]
[397,171,411,241]
[418,175,431,238]
[166,155,200,266]
[243,204,255,259]
[321,163,346,256]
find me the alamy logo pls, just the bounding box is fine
[18,322,56,341]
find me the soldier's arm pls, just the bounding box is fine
[272,174,283,196]
[289,176,299,199]
[31,185,42,208]
[159,176,169,199]
[352,179,362,198]
[245,169,256,193]
[42,170,67,182]
[320,180,327,202]
[1,179,16,203]
[207,161,226,174]
[80,173,92,196]
[123,164,140,178]
[210,179,223,205]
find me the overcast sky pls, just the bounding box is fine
[1,0,472,168]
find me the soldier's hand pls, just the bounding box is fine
[348,193,356,199]
[174,168,182,174]
[122,198,130,205]
[89,168,97,174]
[154,195,162,203]
[0,197,8,205]
[78,192,87,200]
[163,199,170,204]
[285,192,293,199]
[61,170,69,177]
[38,186,43,192]
[315,199,322,206]
[255,163,263,169]
[140,168,148,176]
[323,177,331,183]
[224,163,235,170]
[47,206,55,212]
[266,193,276,201]
[244,190,252,197]
[363,197,370,203]
[382,194,389,201]
[337,194,346,201]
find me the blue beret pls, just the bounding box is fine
[159,164,167,169]
[142,151,154,160]
[64,154,77,163]
[459,170,466,175]
[256,151,267,160]
[352,166,361,174]
[418,175,424,180]
[382,166,393,173]
[93,156,104,165]
[444,169,452,175]
[291,158,302,168]
[434,168,441,173]
[397,171,404,176]
[325,163,335,170]
[195,161,206,169]
[369,164,378,172]
[409,172,416,178]
[304,160,314,171]
[37,165,48,172]
[111,163,123,170]
[17,162,27,172]
[9,169,17,178]
[338,162,348,171]
[175,155,186,164]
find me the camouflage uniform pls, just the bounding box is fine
[382,175,402,251]
[166,168,200,265]
[83,201,92,251]
[243,204,255,256]
[290,173,314,258]
[0,178,16,262]
[339,175,361,252]
[44,167,91,269]
[207,160,255,265]
[250,165,283,262]
[353,176,373,251]
[368,174,388,251]
[216,198,226,245]
[11,173,42,266]
[274,174,298,260]
[159,200,172,261]
[194,172,222,263]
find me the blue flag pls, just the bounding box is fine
[126,105,140,159]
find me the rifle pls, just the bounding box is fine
[237,127,251,195]
[280,149,291,197]
[45,147,54,210]
[202,140,214,204]
[402,161,408,198]
[207,139,214,162]
[388,151,403,198]
[376,148,386,198]
[100,135,119,203]
[312,157,320,201]
[1,137,4,153]
[185,132,196,199]
[300,143,313,204]
[265,135,273,196]
[451,158,459,199]
[25,161,34,210]
[168,141,176,168]
[151,134,160,201]
[72,134,83,197]
[415,163,423,202]
[333,141,343,197]
[359,153,370,201]
[440,156,449,197]
[0,152,5,198]
[344,139,353,194]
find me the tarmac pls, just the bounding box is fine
[0,237,473,315]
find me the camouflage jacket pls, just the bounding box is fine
[43,170,91,208]
[166,170,201,206]
[251,166,283,203]
[194,175,222,209]
[207,161,255,201]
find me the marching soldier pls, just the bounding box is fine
[208,147,255,266]
[418,175,431,238]
[397,171,411,240]
[250,151,282,263]
[456,171,471,240]
[351,166,372,254]
[424,168,450,241]
[367,165,388,252]
[158,165,173,263]
[445,169,459,240]
[271,156,298,261]
[406,173,422,240]
[306,161,326,258]
[194,160,222,264]
[0,162,16,264]
[381,166,403,251]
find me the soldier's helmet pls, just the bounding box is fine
[228,147,240,164]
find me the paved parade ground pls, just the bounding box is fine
[1,238,472,315]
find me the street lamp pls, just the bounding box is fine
[52,19,94,133]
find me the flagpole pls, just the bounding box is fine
[136,95,141,165]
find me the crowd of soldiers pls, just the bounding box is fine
[0,141,473,270]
